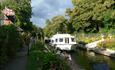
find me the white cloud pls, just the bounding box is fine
[31,0,73,27]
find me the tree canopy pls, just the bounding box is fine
[44,0,115,37]
[69,0,115,33]
[44,16,74,37]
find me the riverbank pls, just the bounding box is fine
[71,49,115,70]
[77,38,115,58]
[46,44,85,70]
[77,44,115,58]
[58,51,85,70]
[91,48,115,58]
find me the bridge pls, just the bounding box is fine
[85,39,104,50]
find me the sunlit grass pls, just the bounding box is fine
[75,33,115,44]
[97,36,115,50]
[75,33,101,43]
[104,38,115,50]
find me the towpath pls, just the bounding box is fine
[2,37,36,70]
[2,45,28,70]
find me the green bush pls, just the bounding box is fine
[29,41,45,52]
[27,42,70,70]
[0,25,23,65]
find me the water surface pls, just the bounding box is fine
[71,49,115,70]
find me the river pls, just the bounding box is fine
[70,49,115,70]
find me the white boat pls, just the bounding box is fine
[49,33,76,51]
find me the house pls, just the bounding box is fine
[0,7,15,25]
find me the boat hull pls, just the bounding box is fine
[55,44,76,51]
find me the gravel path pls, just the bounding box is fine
[1,37,35,70]
[2,46,28,70]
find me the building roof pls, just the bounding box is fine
[51,33,75,39]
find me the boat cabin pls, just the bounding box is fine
[49,34,76,51]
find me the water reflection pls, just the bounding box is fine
[71,49,115,70]
[93,63,109,70]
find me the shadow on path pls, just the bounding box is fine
[2,46,28,70]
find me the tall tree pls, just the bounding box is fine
[66,0,115,33]
[44,16,69,37]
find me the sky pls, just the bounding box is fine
[31,0,73,28]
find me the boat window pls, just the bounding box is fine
[45,39,50,44]
[71,38,75,42]
[55,39,58,42]
[65,38,69,43]
[59,38,63,42]
[52,40,54,43]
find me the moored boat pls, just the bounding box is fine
[49,33,77,51]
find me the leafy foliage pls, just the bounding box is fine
[44,16,74,37]
[0,0,34,66]
[31,25,44,41]
[44,0,115,36]
[27,42,70,70]
[67,0,115,33]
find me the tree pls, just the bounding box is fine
[66,0,115,33]
[31,25,44,41]
[44,16,70,37]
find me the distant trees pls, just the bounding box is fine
[44,16,65,37]
[44,16,74,37]
[44,0,115,37]
[68,0,115,33]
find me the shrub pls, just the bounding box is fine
[97,38,115,50]
[27,42,70,70]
